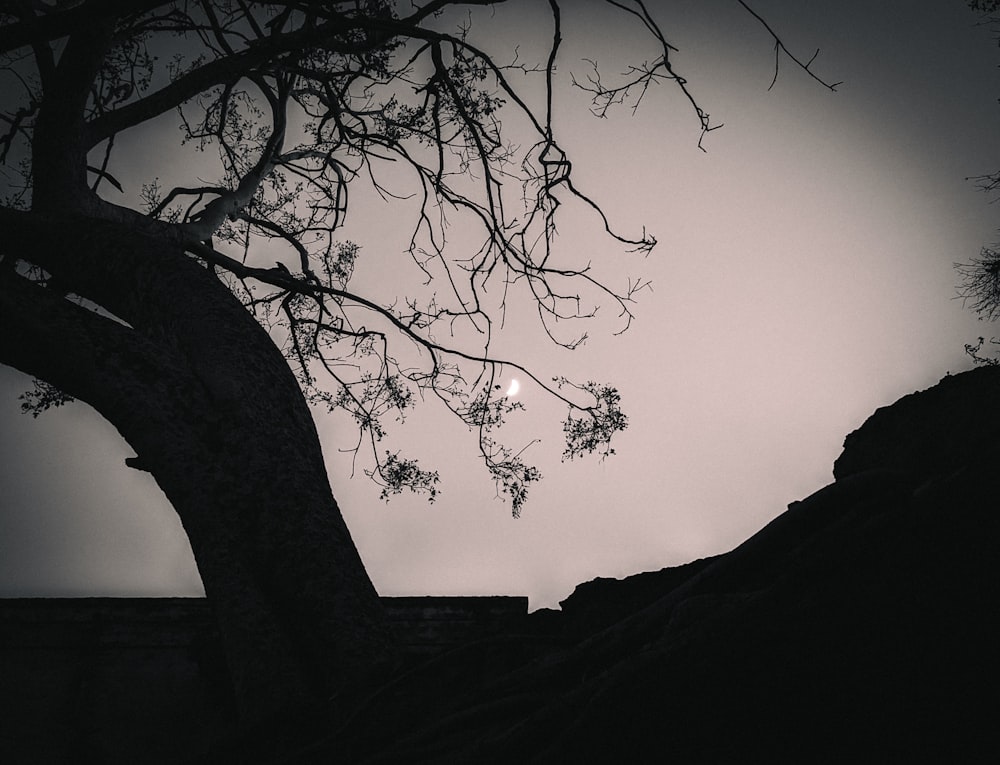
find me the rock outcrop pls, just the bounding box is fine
[833,365,1000,480]
[334,369,1000,763]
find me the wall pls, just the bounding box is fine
[0,596,527,763]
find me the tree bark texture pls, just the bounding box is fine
[0,6,402,724]
[0,212,396,722]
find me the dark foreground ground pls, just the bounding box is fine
[3,367,998,763]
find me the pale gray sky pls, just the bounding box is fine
[1,1,998,609]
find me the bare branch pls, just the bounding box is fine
[736,0,842,93]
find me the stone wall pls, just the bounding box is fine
[0,596,527,763]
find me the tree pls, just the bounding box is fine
[0,0,835,725]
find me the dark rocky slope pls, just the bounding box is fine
[328,367,1000,764]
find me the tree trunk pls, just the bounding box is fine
[0,211,396,723]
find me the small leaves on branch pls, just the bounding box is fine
[370,451,440,503]
[957,247,1000,321]
[481,437,542,519]
[965,337,1000,366]
[19,379,74,417]
[555,377,628,461]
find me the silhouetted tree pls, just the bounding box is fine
[0,0,835,723]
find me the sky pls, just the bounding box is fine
[1,0,998,610]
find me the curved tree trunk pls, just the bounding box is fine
[0,212,396,722]
[0,10,399,726]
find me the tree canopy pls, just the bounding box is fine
[1,0,836,514]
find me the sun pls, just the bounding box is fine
[505,378,521,397]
